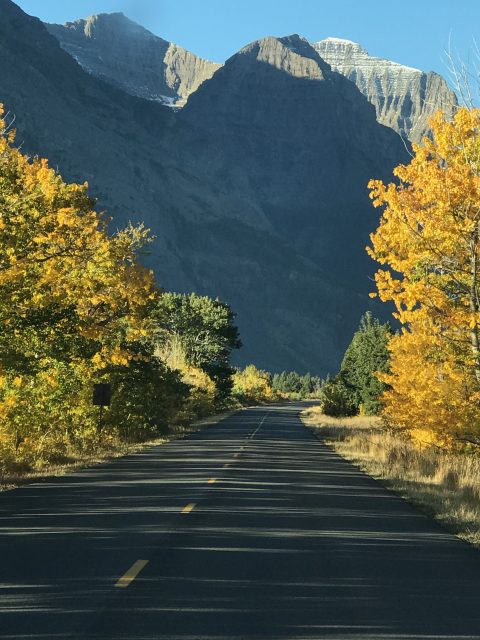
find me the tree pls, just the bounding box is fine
[368,107,480,439]
[154,293,241,400]
[377,320,478,445]
[271,370,323,398]
[232,364,277,405]
[338,312,392,414]
[319,380,357,417]
[0,104,156,374]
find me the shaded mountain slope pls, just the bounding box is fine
[0,3,409,374]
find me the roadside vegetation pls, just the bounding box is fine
[231,365,323,405]
[304,107,480,545]
[0,105,244,486]
[302,409,480,546]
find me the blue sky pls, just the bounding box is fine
[15,0,480,76]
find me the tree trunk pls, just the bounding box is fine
[470,227,480,383]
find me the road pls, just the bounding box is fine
[1,403,480,639]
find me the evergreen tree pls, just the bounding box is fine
[338,312,392,414]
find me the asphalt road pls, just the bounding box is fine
[1,403,480,639]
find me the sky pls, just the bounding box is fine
[14,0,480,77]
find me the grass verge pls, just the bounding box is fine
[0,410,235,492]
[302,405,480,547]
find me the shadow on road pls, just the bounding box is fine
[1,404,480,638]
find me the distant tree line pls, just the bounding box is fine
[272,371,323,398]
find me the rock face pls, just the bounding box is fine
[0,2,410,375]
[46,13,221,107]
[313,37,457,142]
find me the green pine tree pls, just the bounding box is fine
[338,312,392,415]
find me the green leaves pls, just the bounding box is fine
[338,312,392,415]
[153,293,241,400]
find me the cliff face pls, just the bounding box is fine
[314,37,458,142]
[1,3,411,374]
[46,13,221,107]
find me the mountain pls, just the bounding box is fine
[0,2,410,375]
[313,37,457,142]
[175,34,411,371]
[46,13,457,144]
[180,34,407,280]
[46,12,221,107]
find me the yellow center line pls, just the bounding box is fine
[182,502,196,513]
[208,478,217,484]
[115,559,149,588]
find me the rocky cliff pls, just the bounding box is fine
[314,37,457,142]
[46,13,221,107]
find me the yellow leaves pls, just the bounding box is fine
[0,118,156,345]
[92,353,105,369]
[369,108,480,332]
[378,321,480,442]
[368,107,480,441]
[110,350,130,367]
[181,364,216,394]
[232,364,277,403]
[92,348,131,370]
[56,208,77,227]
[0,101,166,459]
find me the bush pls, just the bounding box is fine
[319,381,357,417]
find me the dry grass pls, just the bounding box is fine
[302,406,480,547]
[0,411,235,492]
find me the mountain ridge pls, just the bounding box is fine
[1,1,412,374]
[46,12,221,107]
[46,12,457,144]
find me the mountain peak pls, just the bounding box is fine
[313,37,456,141]
[315,37,421,74]
[321,37,366,50]
[234,34,331,80]
[58,12,158,41]
[46,14,220,106]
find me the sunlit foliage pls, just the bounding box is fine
[368,107,480,441]
[232,364,278,405]
[154,292,241,401]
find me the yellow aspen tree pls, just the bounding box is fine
[0,105,159,463]
[0,104,156,370]
[368,107,480,440]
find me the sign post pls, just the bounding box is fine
[93,383,111,430]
